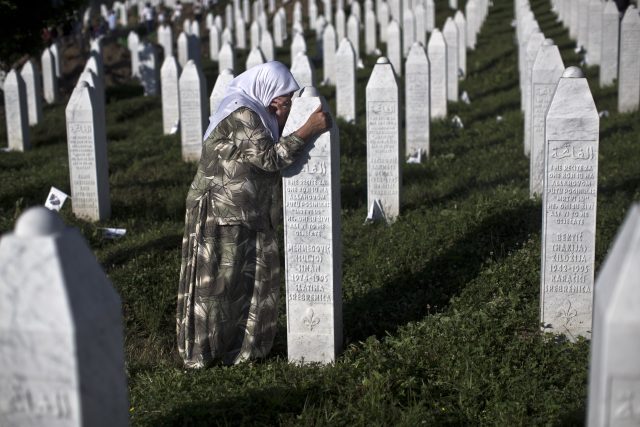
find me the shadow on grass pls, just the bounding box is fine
[142,384,316,426]
[101,232,183,268]
[342,200,540,343]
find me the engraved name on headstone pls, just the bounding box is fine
[282,87,342,364]
[540,67,599,341]
[65,82,110,221]
[366,57,400,222]
[178,60,207,162]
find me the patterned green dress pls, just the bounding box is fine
[177,107,307,367]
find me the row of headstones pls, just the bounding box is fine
[3,44,62,151]
[550,0,640,113]
[516,2,640,424]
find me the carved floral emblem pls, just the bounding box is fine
[302,308,320,331]
[556,300,578,326]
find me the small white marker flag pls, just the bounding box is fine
[44,186,70,211]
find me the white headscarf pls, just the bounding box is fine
[203,61,300,141]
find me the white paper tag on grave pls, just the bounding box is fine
[102,228,127,239]
[598,110,609,118]
[364,199,387,224]
[451,115,464,128]
[406,150,422,164]
[44,186,70,211]
[460,91,471,104]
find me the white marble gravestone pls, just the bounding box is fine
[158,24,173,58]
[465,0,477,48]
[0,207,128,427]
[386,20,402,76]
[291,32,307,66]
[77,70,106,139]
[225,4,234,29]
[20,59,43,126]
[365,7,377,54]
[42,47,59,104]
[347,14,360,63]
[209,68,234,116]
[191,20,201,39]
[127,31,140,77]
[389,0,401,23]
[221,27,234,45]
[291,53,316,89]
[273,11,284,47]
[177,32,190,67]
[378,1,390,42]
[245,46,266,69]
[250,20,261,51]
[3,70,30,151]
[178,61,207,162]
[428,29,447,118]
[585,0,603,65]
[540,67,599,341]
[235,16,247,50]
[524,30,546,157]
[414,4,427,46]
[617,6,640,113]
[281,87,342,365]
[209,24,221,61]
[50,42,61,79]
[405,42,430,160]
[426,0,436,32]
[599,1,619,87]
[336,38,356,122]
[260,29,275,61]
[530,40,564,198]
[219,42,236,73]
[454,11,467,76]
[335,9,346,41]
[403,10,416,57]
[65,82,110,221]
[366,57,400,223]
[322,24,337,84]
[587,203,640,427]
[161,56,181,135]
[443,18,459,102]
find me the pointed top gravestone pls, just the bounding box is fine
[260,29,275,61]
[50,42,61,78]
[178,61,207,162]
[540,67,599,341]
[291,53,316,89]
[426,0,436,32]
[587,203,640,427]
[219,42,236,73]
[402,9,416,57]
[585,0,603,65]
[209,24,221,61]
[246,46,266,69]
[250,20,261,50]
[366,57,400,223]
[235,16,247,50]
[335,8,346,41]
[347,14,360,63]
[599,1,619,87]
[322,24,337,85]
[66,81,110,221]
[336,38,356,123]
[158,24,173,58]
[386,20,402,76]
[617,6,640,113]
[161,55,181,135]
[291,32,308,65]
[454,11,467,76]
[127,31,140,77]
[524,30,546,157]
[281,87,342,365]
[405,42,430,160]
[3,69,30,151]
[210,68,234,116]
[530,40,564,198]
[428,29,447,118]
[21,59,43,126]
[177,32,190,67]
[0,206,128,427]
[443,18,459,102]
[41,47,59,104]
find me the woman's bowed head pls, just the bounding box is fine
[204,61,332,144]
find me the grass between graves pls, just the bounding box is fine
[1,0,639,424]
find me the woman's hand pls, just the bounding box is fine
[293,105,332,142]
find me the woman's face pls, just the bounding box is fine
[269,93,294,130]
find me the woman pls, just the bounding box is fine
[176,61,331,367]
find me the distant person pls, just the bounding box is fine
[193,0,203,21]
[157,6,166,25]
[142,2,155,33]
[172,1,183,23]
[107,9,117,32]
[176,62,332,367]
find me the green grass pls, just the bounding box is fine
[1,0,639,424]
